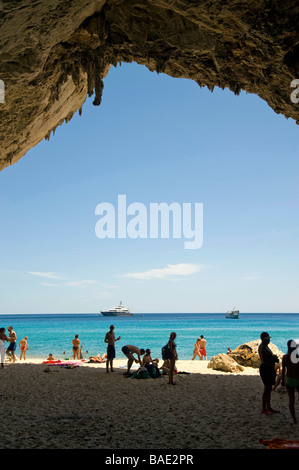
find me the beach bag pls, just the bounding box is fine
[162,343,172,360]
[146,363,161,378]
[132,368,149,379]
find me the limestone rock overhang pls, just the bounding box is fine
[0,0,298,171]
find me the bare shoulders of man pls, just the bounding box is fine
[143,354,151,365]
[10,331,17,342]
[105,331,115,344]
[126,345,140,354]
[199,338,206,347]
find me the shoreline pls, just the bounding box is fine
[2,357,261,376]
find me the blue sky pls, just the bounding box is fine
[0,62,298,313]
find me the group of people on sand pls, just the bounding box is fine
[0,326,29,367]
[120,331,178,385]
[192,335,207,360]
[258,331,299,424]
[73,325,178,385]
[99,326,178,385]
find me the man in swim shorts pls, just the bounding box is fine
[121,344,145,374]
[6,326,17,363]
[104,325,121,373]
[72,334,80,360]
[199,335,207,360]
[258,331,280,415]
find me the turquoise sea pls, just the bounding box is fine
[0,313,299,359]
[1,313,299,361]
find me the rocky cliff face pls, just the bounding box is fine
[0,0,298,171]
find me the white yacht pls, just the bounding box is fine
[101,301,133,316]
[225,307,239,319]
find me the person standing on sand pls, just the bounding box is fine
[168,332,178,385]
[121,344,145,374]
[104,325,121,373]
[281,339,299,424]
[72,334,80,360]
[199,335,207,360]
[258,331,280,415]
[19,336,28,360]
[6,326,17,362]
[192,338,201,360]
[0,328,9,368]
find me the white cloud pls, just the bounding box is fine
[28,271,64,280]
[41,282,60,287]
[123,263,202,280]
[66,280,99,287]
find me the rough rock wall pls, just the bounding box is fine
[0,0,298,171]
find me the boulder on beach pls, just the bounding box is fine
[227,340,283,368]
[208,353,244,373]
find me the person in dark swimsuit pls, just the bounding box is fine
[72,334,80,360]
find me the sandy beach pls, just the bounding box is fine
[1,357,298,449]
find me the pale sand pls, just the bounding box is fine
[1,357,298,449]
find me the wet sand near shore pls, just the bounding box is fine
[0,359,298,449]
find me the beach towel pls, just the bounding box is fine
[259,438,299,449]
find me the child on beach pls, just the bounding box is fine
[47,354,56,361]
[19,336,29,360]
